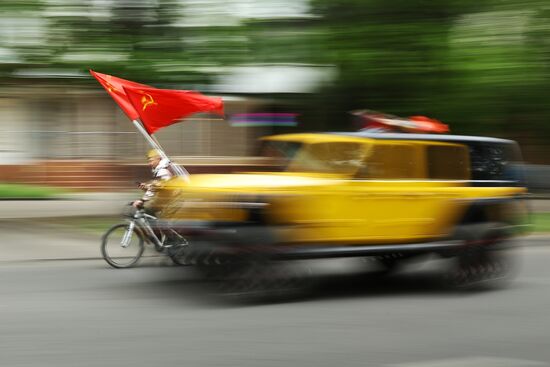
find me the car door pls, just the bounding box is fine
[341,141,470,243]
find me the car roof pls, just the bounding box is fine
[334,131,516,145]
[262,132,518,147]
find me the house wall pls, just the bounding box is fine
[0,85,270,162]
[0,84,274,189]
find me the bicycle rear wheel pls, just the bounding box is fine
[101,223,145,268]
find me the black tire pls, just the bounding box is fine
[196,227,306,301]
[445,222,516,289]
[373,255,404,275]
[168,238,192,266]
[101,223,145,268]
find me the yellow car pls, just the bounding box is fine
[158,132,528,288]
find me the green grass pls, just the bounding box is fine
[0,183,66,199]
[529,212,550,233]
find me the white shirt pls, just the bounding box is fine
[143,158,173,201]
[153,158,172,181]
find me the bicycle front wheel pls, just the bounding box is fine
[101,223,145,268]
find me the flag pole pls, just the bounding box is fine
[149,131,191,179]
[131,119,190,181]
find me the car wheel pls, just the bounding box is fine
[444,222,516,289]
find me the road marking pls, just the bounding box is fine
[390,357,548,367]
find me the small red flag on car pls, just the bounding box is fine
[124,86,224,134]
[408,115,449,133]
[90,70,151,120]
[352,110,450,134]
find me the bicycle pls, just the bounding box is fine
[101,206,190,268]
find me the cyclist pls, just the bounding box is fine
[132,149,173,211]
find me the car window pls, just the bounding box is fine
[467,142,521,182]
[357,143,417,179]
[426,144,469,180]
[288,142,366,175]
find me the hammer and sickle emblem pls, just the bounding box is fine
[104,75,119,93]
[105,81,119,93]
[141,93,157,111]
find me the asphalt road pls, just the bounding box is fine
[1,224,550,367]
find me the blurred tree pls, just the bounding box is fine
[0,0,46,75]
[306,0,487,132]
[3,0,550,143]
[444,5,550,136]
[0,0,252,86]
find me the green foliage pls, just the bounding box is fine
[1,0,44,11]
[3,0,550,139]
[0,184,65,199]
[307,0,479,131]
[306,0,550,136]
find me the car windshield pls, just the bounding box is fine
[258,140,303,171]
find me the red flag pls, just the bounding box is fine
[90,70,151,120]
[408,116,449,133]
[124,86,224,134]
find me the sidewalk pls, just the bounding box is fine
[527,199,550,213]
[1,194,550,219]
[0,192,135,219]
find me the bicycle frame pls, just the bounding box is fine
[102,204,193,269]
[123,210,164,248]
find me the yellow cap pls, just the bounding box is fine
[146,149,161,159]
